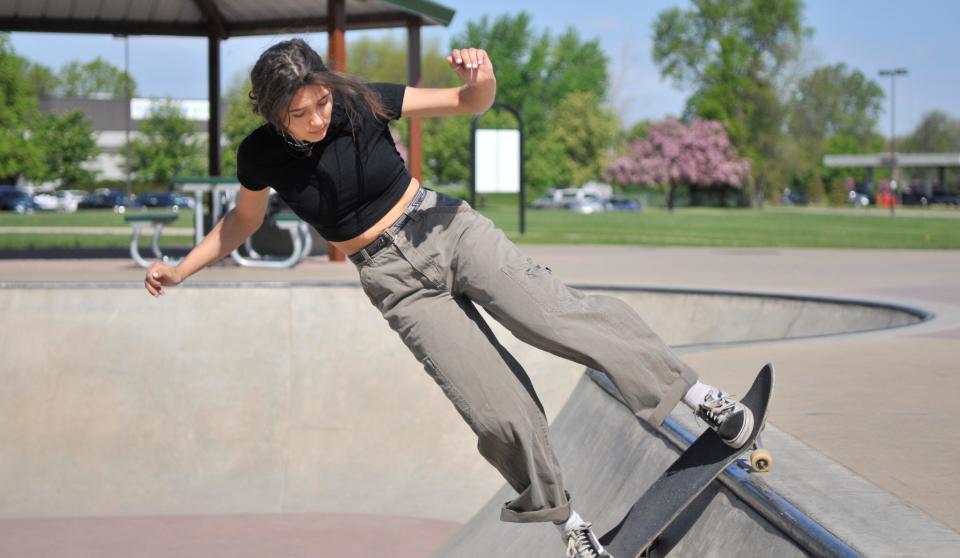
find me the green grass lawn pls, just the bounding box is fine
[1,204,958,251]
[0,208,196,228]
[0,233,195,250]
[0,208,196,251]
[477,205,959,250]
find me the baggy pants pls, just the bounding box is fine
[353,189,698,523]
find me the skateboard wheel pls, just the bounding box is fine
[750,448,772,472]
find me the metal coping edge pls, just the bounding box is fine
[0,280,933,321]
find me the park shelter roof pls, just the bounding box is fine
[0,0,455,38]
[823,153,960,168]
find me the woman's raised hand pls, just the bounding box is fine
[447,48,494,86]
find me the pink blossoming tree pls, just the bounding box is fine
[606,118,751,210]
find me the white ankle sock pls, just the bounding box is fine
[682,381,715,410]
[556,510,586,533]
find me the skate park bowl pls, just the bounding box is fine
[0,281,952,556]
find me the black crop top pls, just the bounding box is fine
[235,82,410,241]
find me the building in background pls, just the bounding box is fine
[38,95,212,181]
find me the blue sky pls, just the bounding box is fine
[9,0,958,136]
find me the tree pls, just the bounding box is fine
[24,61,59,97]
[346,35,459,88]
[806,172,825,205]
[59,56,136,97]
[421,116,471,186]
[443,12,613,191]
[221,77,264,178]
[606,117,750,210]
[623,120,653,143]
[776,63,885,202]
[0,34,44,182]
[903,111,960,153]
[455,13,608,140]
[900,111,960,192]
[27,110,99,186]
[814,130,885,200]
[129,101,205,184]
[534,91,618,188]
[652,0,808,206]
[787,63,884,146]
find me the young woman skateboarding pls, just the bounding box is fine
[142,39,752,558]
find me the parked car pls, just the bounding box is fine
[33,190,81,212]
[133,192,194,210]
[532,193,565,210]
[901,186,960,206]
[848,191,870,207]
[533,187,607,213]
[605,195,643,211]
[78,190,131,211]
[560,198,606,215]
[31,192,59,211]
[0,187,40,213]
[781,188,807,206]
[933,193,960,206]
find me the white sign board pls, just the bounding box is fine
[475,129,520,194]
[131,98,210,121]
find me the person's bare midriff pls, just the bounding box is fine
[330,177,421,256]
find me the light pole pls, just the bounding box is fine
[879,67,907,216]
[124,35,132,203]
[114,34,132,202]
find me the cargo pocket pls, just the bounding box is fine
[357,244,420,312]
[500,257,580,314]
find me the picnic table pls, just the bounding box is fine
[123,177,314,269]
[123,212,182,268]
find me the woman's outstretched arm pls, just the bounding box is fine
[143,186,270,297]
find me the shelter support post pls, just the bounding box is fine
[207,34,220,178]
[407,19,423,180]
[326,0,347,261]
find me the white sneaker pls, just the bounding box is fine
[696,390,754,448]
[563,522,614,558]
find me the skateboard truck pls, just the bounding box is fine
[740,430,773,473]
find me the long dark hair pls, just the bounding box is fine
[248,39,390,134]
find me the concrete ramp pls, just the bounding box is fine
[433,373,819,557]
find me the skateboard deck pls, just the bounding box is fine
[599,364,775,558]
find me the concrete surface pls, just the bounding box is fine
[1,246,958,556]
[0,513,460,558]
[2,284,918,522]
[434,376,811,558]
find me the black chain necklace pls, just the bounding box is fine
[282,131,317,158]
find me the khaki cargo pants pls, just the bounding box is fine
[354,189,698,523]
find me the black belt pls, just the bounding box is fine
[349,187,427,265]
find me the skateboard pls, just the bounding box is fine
[599,364,775,558]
